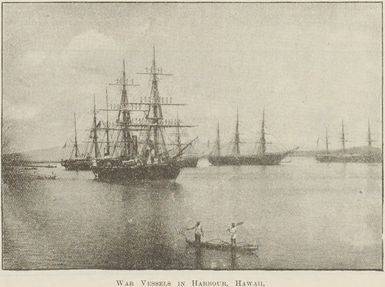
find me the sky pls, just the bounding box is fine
[2,2,382,153]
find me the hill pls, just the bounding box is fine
[20,144,89,162]
[292,146,382,157]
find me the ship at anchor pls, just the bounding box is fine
[315,121,382,163]
[173,113,200,168]
[61,106,100,171]
[208,109,295,166]
[92,47,196,182]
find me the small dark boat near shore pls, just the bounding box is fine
[36,174,56,180]
[185,239,258,255]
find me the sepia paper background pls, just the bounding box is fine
[0,0,384,286]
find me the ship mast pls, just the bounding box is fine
[259,109,266,155]
[232,108,240,156]
[176,112,182,154]
[120,60,131,158]
[151,46,161,158]
[107,59,139,159]
[341,120,346,153]
[140,46,171,161]
[92,95,101,158]
[216,121,221,156]
[105,89,110,156]
[73,112,80,158]
[136,47,192,163]
[325,128,329,154]
[368,120,372,147]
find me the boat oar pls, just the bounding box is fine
[226,221,244,231]
[177,227,188,236]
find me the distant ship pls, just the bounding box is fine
[208,109,294,166]
[315,121,382,163]
[92,47,195,182]
[61,111,99,171]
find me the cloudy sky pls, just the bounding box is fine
[2,2,382,152]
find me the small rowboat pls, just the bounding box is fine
[185,239,258,254]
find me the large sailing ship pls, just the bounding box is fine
[315,121,382,163]
[208,109,294,166]
[91,48,195,182]
[61,108,100,171]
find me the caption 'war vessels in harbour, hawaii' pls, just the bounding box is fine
[208,109,295,166]
[91,47,196,182]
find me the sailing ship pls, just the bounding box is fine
[61,111,98,171]
[174,113,199,168]
[91,48,195,182]
[208,109,294,166]
[315,121,382,163]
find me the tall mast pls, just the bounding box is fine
[73,112,79,158]
[142,45,169,160]
[368,120,372,147]
[176,112,182,153]
[137,47,186,162]
[232,108,240,156]
[121,59,131,158]
[93,95,101,158]
[341,120,346,153]
[216,121,221,156]
[259,109,266,155]
[105,89,110,156]
[152,46,160,158]
[118,59,127,120]
[325,128,329,153]
[109,59,138,158]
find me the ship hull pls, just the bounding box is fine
[315,154,382,163]
[61,159,92,171]
[208,152,289,166]
[92,162,181,182]
[177,157,199,168]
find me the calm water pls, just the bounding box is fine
[2,157,382,270]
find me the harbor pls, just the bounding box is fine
[2,49,382,270]
[2,157,382,270]
[1,2,383,274]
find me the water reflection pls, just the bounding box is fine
[2,158,382,270]
[230,249,239,269]
[194,247,203,269]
